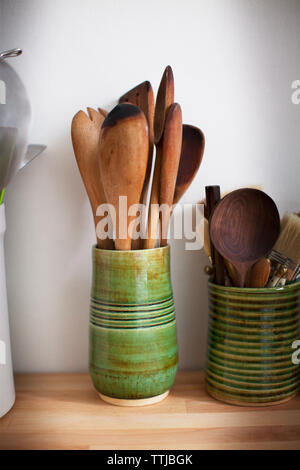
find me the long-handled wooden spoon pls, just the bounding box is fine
[71,109,114,249]
[173,125,205,205]
[159,103,182,246]
[99,103,149,250]
[119,81,155,248]
[210,188,280,287]
[144,65,174,249]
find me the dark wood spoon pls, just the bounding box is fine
[209,188,280,287]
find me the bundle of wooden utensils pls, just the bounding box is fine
[71,66,205,250]
[204,185,300,288]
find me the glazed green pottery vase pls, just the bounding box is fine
[206,281,300,406]
[89,245,178,406]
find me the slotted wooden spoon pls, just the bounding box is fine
[99,103,149,250]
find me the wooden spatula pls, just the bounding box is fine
[71,109,114,249]
[119,81,155,248]
[144,66,174,249]
[159,103,182,246]
[173,125,205,205]
[99,103,149,250]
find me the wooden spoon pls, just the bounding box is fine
[144,66,174,249]
[173,125,205,205]
[210,188,280,287]
[245,258,271,288]
[159,103,182,246]
[99,103,149,250]
[71,109,114,249]
[119,81,155,249]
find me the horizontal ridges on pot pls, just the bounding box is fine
[90,296,176,329]
[206,282,300,405]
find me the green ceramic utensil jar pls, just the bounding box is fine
[206,281,300,406]
[89,245,178,406]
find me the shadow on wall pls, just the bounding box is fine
[170,230,208,371]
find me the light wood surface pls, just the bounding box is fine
[0,372,299,450]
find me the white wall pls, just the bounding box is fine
[1,0,300,372]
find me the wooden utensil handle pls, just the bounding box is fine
[205,186,225,285]
[144,143,162,249]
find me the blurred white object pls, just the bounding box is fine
[0,50,46,417]
[0,49,46,189]
[0,204,15,418]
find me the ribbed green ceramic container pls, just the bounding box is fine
[89,245,178,403]
[206,281,300,406]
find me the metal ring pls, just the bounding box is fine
[0,48,22,60]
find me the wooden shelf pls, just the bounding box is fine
[0,372,299,450]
